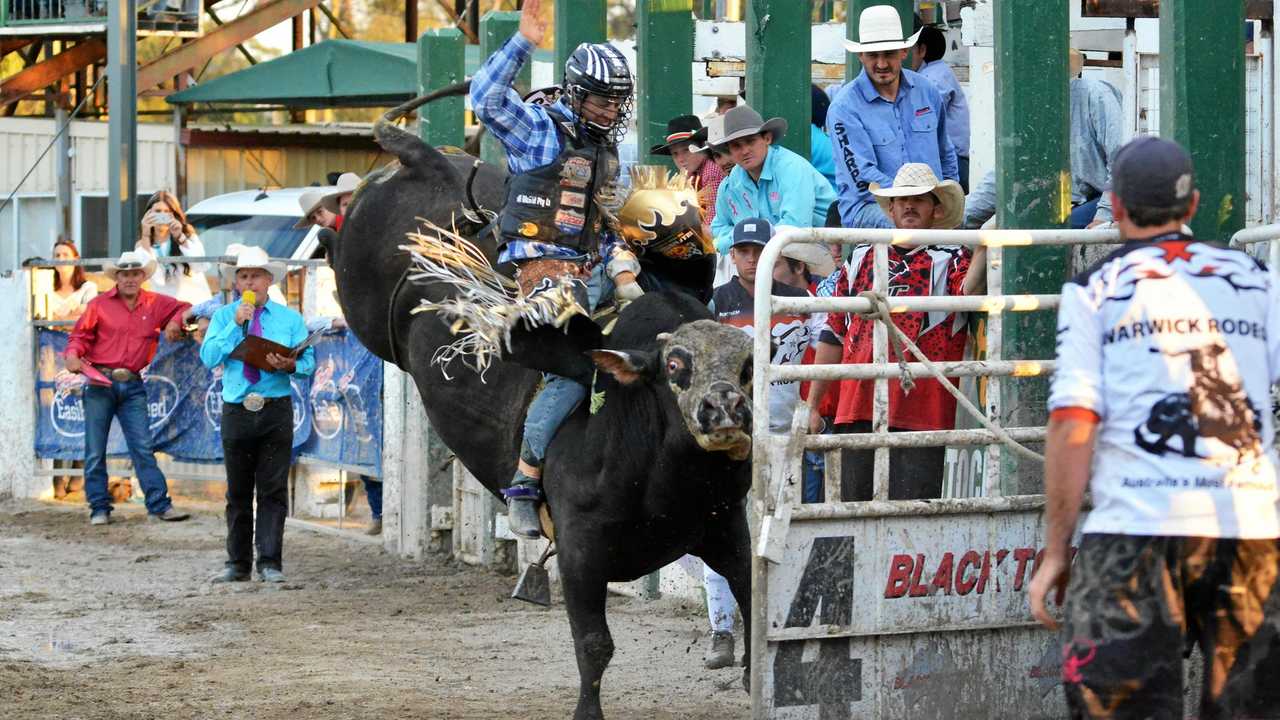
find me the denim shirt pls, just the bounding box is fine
[710,144,836,253]
[826,68,958,226]
[199,300,316,403]
[918,60,971,158]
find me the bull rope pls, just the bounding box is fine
[400,220,587,380]
[857,290,1046,463]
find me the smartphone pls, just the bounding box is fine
[150,211,174,225]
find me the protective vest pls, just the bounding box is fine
[498,109,619,254]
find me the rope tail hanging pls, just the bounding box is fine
[400,220,587,380]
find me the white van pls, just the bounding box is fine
[185,187,326,262]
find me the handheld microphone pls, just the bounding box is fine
[240,290,257,335]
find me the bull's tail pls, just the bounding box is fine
[373,80,473,177]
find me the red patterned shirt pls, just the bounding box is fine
[691,157,727,225]
[823,244,972,430]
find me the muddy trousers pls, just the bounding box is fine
[221,399,293,573]
[1062,534,1280,719]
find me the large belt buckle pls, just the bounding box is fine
[243,393,266,412]
[110,368,133,382]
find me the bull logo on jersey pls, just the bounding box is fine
[1134,343,1262,461]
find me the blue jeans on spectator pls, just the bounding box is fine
[360,475,382,520]
[801,418,832,503]
[520,263,608,465]
[846,201,894,229]
[82,380,174,516]
[1070,196,1101,229]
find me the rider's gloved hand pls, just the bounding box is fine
[615,279,644,307]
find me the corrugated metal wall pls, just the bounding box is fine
[185,147,384,203]
[0,118,175,196]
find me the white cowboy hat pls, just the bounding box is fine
[223,245,286,282]
[104,250,157,280]
[294,186,337,229]
[870,163,966,230]
[714,105,788,146]
[844,5,922,54]
[318,172,361,215]
[777,235,837,277]
[689,115,725,154]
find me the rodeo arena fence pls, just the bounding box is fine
[26,255,383,531]
[749,225,1226,719]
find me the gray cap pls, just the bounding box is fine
[1111,136,1195,209]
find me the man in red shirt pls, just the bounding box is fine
[64,251,192,525]
[806,164,985,500]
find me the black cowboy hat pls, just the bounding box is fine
[649,115,709,155]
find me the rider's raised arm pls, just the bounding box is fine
[469,33,556,171]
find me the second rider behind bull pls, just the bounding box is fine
[470,0,644,537]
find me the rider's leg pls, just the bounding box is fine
[506,374,590,535]
[702,563,737,669]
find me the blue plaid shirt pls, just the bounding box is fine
[470,32,621,265]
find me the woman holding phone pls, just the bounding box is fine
[135,190,212,304]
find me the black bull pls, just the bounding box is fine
[323,86,754,719]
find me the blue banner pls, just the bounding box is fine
[35,329,379,475]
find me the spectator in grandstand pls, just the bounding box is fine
[827,5,958,229]
[41,239,98,321]
[911,23,971,191]
[964,49,1124,230]
[63,250,192,526]
[135,190,212,304]
[708,105,835,254]
[201,247,316,582]
[1029,136,1280,718]
[806,163,984,501]
[809,84,838,191]
[317,173,361,231]
[652,115,726,240]
[294,185,340,231]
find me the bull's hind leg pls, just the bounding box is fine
[560,560,614,720]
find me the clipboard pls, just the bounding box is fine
[229,327,325,373]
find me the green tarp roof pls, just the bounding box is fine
[167,39,553,108]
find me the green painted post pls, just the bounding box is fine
[1160,0,1246,239]
[417,28,466,147]
[555,0,608,83]
[698,0,714,19]
[846,0,914,82]
[994,0,1071,493]
[746,0,810,159]
[636,0,695,168]
[480,11,529,167]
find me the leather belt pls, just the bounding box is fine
[102,367,140,382]
[232,393,289,413]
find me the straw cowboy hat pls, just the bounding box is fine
[870,163,966,230]
[715,105,788,146]
[104,250,157,280]
[293,186,337,229]
[689,114,725,154]
[777,233,837,277]
[318,172,361,215]
[649,115,708,155]
[223,245,286,282]
[844,5,922,54]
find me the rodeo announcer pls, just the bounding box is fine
[1029,137,1280,717]
[200,247,315,583]
[469,0,644,538]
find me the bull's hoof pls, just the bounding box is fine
[742,665,750,692]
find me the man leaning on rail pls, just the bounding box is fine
[1029,137,1280,718]
[805,163,986,501]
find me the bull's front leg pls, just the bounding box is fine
[559,549,614,720]
[699,500,753,690]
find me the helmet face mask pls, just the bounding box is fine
[562,43,634,146]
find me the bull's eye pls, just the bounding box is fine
[666,348,693,390]
[740,359,752,390]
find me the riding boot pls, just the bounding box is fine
[504,468,543,540]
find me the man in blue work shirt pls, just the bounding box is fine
[200,247,316,584]
[827,4,958,229]
[469,0,643,538]
[709,105,836,253]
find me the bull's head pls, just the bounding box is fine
[592,320,753,460]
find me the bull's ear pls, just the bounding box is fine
[589,349,658,385]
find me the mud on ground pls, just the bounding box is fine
[0,500,750,719]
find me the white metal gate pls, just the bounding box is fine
[748,227,1120,719]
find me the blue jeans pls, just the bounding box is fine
[845,201,894,229]
[360,475,382,520]
[520,263,608,466]
[82,380,173,516]
[1070,196,1101,229]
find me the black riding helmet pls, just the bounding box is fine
[562,42,633,146]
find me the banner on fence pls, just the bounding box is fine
[34,329,381,476]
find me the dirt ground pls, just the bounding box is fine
[0,499,750,720]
